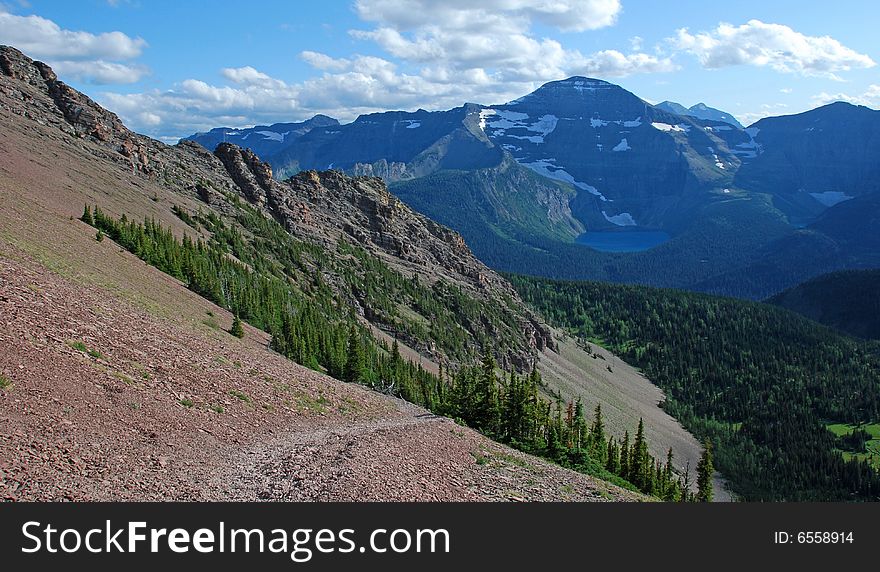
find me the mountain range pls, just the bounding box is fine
[185,78,880,300]
[655,101,744,128]
[0,45,705,500]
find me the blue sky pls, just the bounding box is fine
[1,0,877,141]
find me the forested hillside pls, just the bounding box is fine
[81,205,704,500]
[768,270,880,340]
[510,275,880,500]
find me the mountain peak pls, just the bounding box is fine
[655,100,743,128]
[504,76,642,112]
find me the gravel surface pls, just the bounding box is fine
[0,244,642,502]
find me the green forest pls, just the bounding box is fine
[509,275,880,500]
[81,203,712,501]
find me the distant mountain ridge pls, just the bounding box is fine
[182,76,880,300]
[184,115,338,164]
[655,100,744,128]
[768,268,880,340]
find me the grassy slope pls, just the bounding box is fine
[0,103,647,502]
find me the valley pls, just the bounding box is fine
[186,76,880,301]
[0,45,702,501]
[2,37,878,503]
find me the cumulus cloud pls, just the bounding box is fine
[95,0,674,139]
[347,0,666,83]
[812,84,880,108]
[51,60,148,84]
[671,19,875,79]
[353,0,622,33]
[0,8,148,83]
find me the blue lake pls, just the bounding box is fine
[575,231,671,253]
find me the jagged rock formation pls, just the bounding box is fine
[0,44,553,369]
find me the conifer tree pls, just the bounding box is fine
[572,399,588,450]
[344,325,365,384]
[589,404,607,464]
[473,351,500,435]
[697,439,714,502]
[230,314,244,338]
[630,418,648,489]
[619,431,630,480]
[605,438,619,474]
[81,204,94,226]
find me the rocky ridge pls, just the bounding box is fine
[0,44,553,368]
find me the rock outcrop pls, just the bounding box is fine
[0,44,556,370]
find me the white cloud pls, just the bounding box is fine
[354,0,621,33]
[572,50,676,77]
[671,19,875,79]
[93,0,675,138]
[0,7,148,84]
[347,0,663,84]
[812,84,880,108]
[300,51,351,71]
[221,66,287,89]
[51,59,148,84]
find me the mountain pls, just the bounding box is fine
[656,101,744,128]
[0,45,703,499]
[185,80,880,302]
[183,114,339,163]
[512,274,880,500]
[691,189,880,299]
[735,102,880,222]
[768,269,880,340]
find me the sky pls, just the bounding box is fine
[1,0,878,142]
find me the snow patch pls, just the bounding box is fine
[612,138,631,152]
[478,108,497,131]
[401,120,421,129]
[733,128,763,159]
[602,211,637,226]
[708,147,724,168]
[521,159,608,201]
[591,117,609,128]
[809,191,854,207]
[481,109,557,143]
[651,122,690,133]
[256,130,284,142]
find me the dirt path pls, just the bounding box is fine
[207,397,644,502]
[0,238,642,502]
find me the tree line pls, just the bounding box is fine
[81,203,712,501]
[509,274,880,500]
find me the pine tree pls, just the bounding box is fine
[572,399,588,449]
[344,325,365,384]
[605,438,619,474]
[663,447,676,501]
[630,418,648,490]
[230,314,244,338]
[697,439,714,502]
[81,204,94,226]
[589,404,607,464]
[619,431,630,480]
[473,351,500,435]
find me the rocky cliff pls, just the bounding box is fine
[0,44,553,369]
